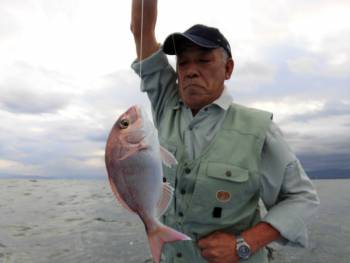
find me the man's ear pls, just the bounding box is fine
[225,58,234,80]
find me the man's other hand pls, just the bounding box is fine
[197,231,239,263]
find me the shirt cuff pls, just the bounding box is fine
[262,208,308,247]
[131,49,170,78]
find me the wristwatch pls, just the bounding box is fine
[236,235,251,260]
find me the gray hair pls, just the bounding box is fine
[220,47,230,63]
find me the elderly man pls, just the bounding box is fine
[130,1,319,262]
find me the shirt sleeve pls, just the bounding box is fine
[131,49,179,127]
[259,122,320,247]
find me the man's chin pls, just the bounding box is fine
[183,99,206,111]
[180,93,210,109]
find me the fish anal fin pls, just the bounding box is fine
[160,145,177,168]
[156,183,174,217]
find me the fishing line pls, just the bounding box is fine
[139,1,178,86]
[172,32,179,85]
[171,34,178,57]
[139,0,144,89]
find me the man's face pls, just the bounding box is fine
[176,44,234,113]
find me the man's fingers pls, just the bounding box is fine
[200,248,217,262]
[201,249,227,263]
[197,231,223,249]
[197,232,239,263]
[197,236,211,249]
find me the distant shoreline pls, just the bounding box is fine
[309,176,350,180]
[1,175,350,180]
[0,175,108,180]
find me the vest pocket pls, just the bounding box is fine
[187,162,258,226]
[206,162,249,182]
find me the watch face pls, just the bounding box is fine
[237,244,251,259]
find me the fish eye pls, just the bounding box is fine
[119,119,130,129]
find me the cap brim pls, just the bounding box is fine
[163,33,220,55]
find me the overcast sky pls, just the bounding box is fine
[0,0,349,179]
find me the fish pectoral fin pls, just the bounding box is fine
[156,183,174,217]
[159,145,178,168]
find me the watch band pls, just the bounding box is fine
[236,235,245,244]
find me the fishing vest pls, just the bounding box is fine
[159,103,272,263]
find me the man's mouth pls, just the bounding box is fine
[184,84,204,90]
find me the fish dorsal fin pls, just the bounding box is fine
[108,176,135,214]
[156,182,174,217]
[159,145,178,168]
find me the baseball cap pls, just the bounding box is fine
[162,24,232,58]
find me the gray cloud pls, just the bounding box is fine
[1,0,349,180]
[271,100,350,174]
[0,68,153,178]
[290,28,350,78]
[286,131,350,154]
[78,70,150,145]
[299,153,350,172]
[86,129,109,143]
[231,49,350,103]
[85,70,148,109]
[283,129,350,173]
[0,87,70,114]
[285,101,350,123]
[0,62,73,114]
[1,63,348,179]
[0,109,106,178]
[228,60,277,93]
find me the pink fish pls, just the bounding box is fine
[105,105,190,263]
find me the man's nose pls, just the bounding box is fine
[185,63,199,78]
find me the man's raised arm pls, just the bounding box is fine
[131,0,160,61]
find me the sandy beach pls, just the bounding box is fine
[0,179,349,263]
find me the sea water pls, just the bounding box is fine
[0,179,149,263]
[0,179,349,263]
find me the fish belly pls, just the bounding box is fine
[109,150,163,214]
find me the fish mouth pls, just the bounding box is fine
[123,105,142,125]
[127,105,139,115]
[130,105,146,127]
[131,105,145,118]
[124,104,155,146]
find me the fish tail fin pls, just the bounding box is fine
[147,224,191,263]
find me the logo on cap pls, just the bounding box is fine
[216,190,231,202]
